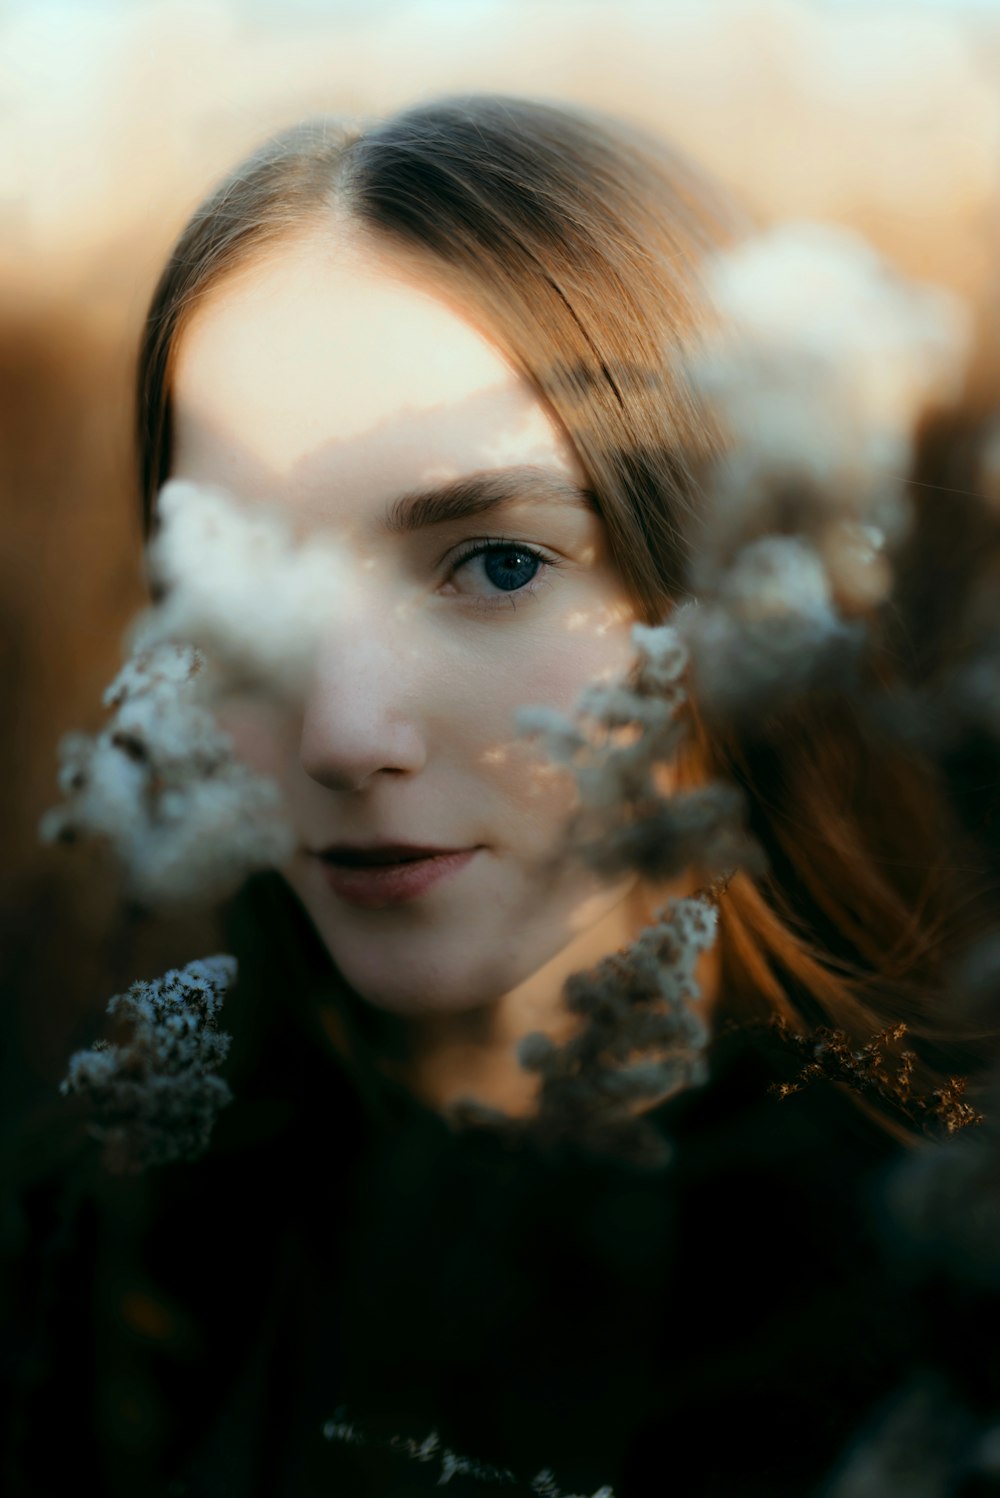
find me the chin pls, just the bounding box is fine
[339,953,509,1018]
[301,917,499,1015]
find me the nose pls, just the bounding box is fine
[298,622,428,793]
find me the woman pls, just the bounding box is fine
[8,94,998,1498]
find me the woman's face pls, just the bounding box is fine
[170,226,649,1023]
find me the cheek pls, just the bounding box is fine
[461,605,639,835]
[212,695,300,783]
[478,735,578,833]
[482,593,637,733]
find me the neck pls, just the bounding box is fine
[372,875,720,1120]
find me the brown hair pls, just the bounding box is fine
[136,93,999,1131]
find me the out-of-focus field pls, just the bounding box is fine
[3,0,1000,1112]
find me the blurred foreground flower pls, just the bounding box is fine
[40,480,362,907]
[134,477,352,695]
[814,1071,1000,1496]
[681,221,972,721]
[672,537,864,721]
[61,955,237,1173]
[691,220,970,561]
[820,1373,979,1498]
[518,621,756,887]
[39,641,294,907]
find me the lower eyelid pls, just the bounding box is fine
[468,571,554,614]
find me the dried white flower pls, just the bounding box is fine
[676,538,864,719]
[136,479,353,696]
[690,221,972,568]
[322,1404,615,1497]
[544,892,720,1163]
[40,640,294,907]
[453,891,722,1169]
[518,621,754,882]
[61,955,237,1172]
[621,621,689,700]
[667,228,971,726]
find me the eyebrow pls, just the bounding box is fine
[381,465,597,534]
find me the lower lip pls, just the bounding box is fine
[314,849,479,908]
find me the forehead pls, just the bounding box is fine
[170,229,581,514]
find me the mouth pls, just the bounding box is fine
[309,844,481,908]
[312,843,471,867]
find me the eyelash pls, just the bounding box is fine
[446,535,562,614]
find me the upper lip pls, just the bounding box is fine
[311,842,471,866]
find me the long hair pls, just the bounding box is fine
[136,93,1000,1127]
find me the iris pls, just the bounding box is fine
[471,543,543,592]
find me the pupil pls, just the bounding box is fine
[484,548,539,592]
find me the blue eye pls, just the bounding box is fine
[449,537,559,612]
[479,545,541,591]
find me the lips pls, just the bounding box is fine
[311,846,480,908]
[315,843,467,867]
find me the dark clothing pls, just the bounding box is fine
[3,995,920,1498]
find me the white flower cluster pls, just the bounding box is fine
[670,542,864,720]
[680,221,973,720]
[60,955,237,1173]
[134,478,353,695]
[517,622,754,886]
[322,1404,615,1497]
[41,480,369,906]
[39,641,294,907]
[450,891,721,1169]
[693,220,970,554]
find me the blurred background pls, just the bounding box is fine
[3,0,1000,1130]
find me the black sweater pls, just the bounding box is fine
[5,988,929,1498]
